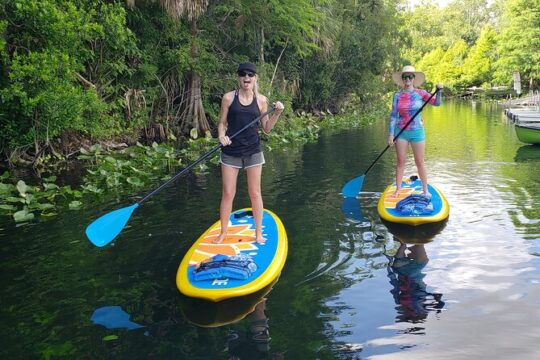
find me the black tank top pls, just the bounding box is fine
[222,91,261,157]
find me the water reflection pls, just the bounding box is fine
[178,279,277,328]
[227,299,283,360]
[386,240,445,325]
[91,305,146,331]
[514,145,540,163]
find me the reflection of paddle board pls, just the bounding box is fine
[382,219,447,244]
[179,278,277,328]
[378,176,449,226]
[176,208,287,302]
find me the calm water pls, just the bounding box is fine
[2,101,540,359]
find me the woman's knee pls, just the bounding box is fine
[222,186,236,201]
[248,187,262,200]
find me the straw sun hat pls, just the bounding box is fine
[392,65,425,87]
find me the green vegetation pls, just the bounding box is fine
[0,110,376,223]
[0,0,403,165]
[404,0,540,92]
[0,0,538,223]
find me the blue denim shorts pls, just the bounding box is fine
[220,152,265,169]
[394,127,426,143]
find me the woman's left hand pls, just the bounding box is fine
[273,101,284,115]
[436,83,444,89]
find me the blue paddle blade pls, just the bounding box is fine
[86,203,139,247]
[341,175,365,198]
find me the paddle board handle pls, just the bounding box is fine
[137,107,275,205]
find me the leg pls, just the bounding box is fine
[246,164,265,244]
[411,141,430,196]
[393,139,408,196]
[214,164,240,244]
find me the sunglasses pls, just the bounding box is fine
[238,71,256,78]
[401,74,415,80]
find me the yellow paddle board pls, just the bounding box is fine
[176,208,287,302]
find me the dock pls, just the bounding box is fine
[503,91,540,125]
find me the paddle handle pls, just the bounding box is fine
[362,88,440,176]
[137,107,275,205]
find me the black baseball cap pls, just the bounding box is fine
[237,62,257,74]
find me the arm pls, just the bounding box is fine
[421,85,443,106]
[260,96,284,133]
[388,92,399,145]
[218,92,234,146]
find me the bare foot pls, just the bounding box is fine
[392,189,401,197]
[255,237,266,245]
[213,233,226,244]
[423,191,432,199]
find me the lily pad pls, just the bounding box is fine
[43,183,59,191]
[126,177,143,186]
[69,201,82,210]
[0,183,15,194]
[43,176,57,183]
[16,180,31,195]
[0,204,17,211]
[13,209,35,222]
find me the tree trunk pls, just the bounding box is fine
[259,27,265,64]
[178,18,210,137]
[181,72,210,136]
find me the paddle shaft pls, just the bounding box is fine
[137,108,275,205]
[361,88,440,176]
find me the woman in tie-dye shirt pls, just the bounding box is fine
[388,65,443,197]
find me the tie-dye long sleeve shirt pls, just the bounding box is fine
[389,89,442,136]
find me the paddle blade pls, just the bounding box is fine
[86,203,139,247]
[341,175,365,198]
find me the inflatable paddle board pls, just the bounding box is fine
[177,208,287,302]
[378,176,449,226]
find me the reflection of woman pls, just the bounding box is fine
[388,65,443,197]
[387,240,444,322]
[227,299,283,359]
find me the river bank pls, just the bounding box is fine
[0,106,385,225]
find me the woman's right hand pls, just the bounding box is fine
[388,135,395,147]
[218,135,231,146]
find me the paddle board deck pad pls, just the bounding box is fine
[177,208,287,302]
[378,176,449,226]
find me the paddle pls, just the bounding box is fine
[86,107,275,247]
[341,88,440,198]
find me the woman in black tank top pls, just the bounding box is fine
[214,62,284,244]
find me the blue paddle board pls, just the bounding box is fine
[378,176,449,226]
[176,208,287,302]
